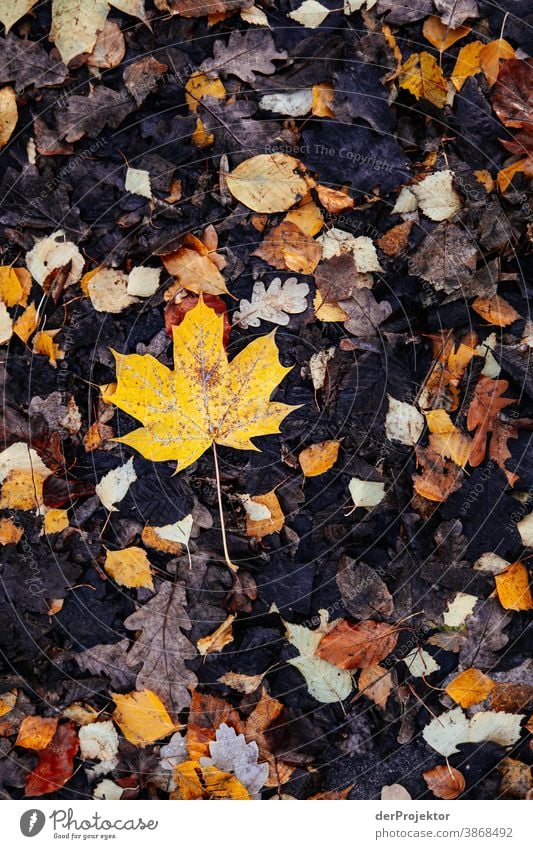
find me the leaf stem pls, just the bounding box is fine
[212,442,239,573]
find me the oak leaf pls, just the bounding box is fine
[466,376,515,467]
[234,276,309,328]
[109,298,299,470]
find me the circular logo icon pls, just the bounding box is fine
[20,810,46,837]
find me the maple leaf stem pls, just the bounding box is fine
[212,442,239,573]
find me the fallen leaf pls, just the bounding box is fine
[499,758,533,799]
[218,672,264,694]
[423,765,465,799]
[25,722,79,796]
[0,690,17,717]
[412,170,462,221]
[399,51,448,108]
[108,298,298,470]
[381,783,411,800]
[466,376,515,467]
[253,222,321,274]
[497,158,527,193]
[26,230,84,290]
[162,245,228,297]
[0,517,23,545]
[284,195,324,236]
[112,689,177,746]
[187,690,241,761]
[86,19,126,69]
[285,616,353,703]
[226,153,315,213]
[413,446,463,502]
[318,229,382,272]
[376,220,413,257]
[288,0,330,28]
[185,71,226,112]
[199,723,268,797]
[197,614,236,656]
[316,620,398,669]
[385,396,425,446]
[104,546,154,590]
[423,706,525,756]
[42,508,69,535]
[78,720,119,768]
[0,0,37,32]
[16,715,59,750]
[174,760,250,799]
[123,582,197,715]
[299,440,340,477]
[480,39,515,87]
[472,295,520,326]
[451,40,484,90]
[95,457,137,512]
[404,648,441,677]
[243,490,285,539]
[348,477,386,509]
[495,562,533,611]
[125,166,152,199]
[358,664,393,708]
[0,87,18,149]
[425,408,471,467]
[234,277,309,329]
[312,84,335,119]
[445,668,495,707]
[419,330,478,411]
[200,29,287,84]
[0,302,13,344]
[423,16,470,51]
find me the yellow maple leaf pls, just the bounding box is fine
[109,297,298,470]
[399,51,448,108]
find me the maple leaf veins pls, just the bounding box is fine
[108,297,299,470]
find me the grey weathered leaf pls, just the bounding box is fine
[200,29,288,84]
[433,0,479,28]
[124,581,197,716]
[340,288,392,337]
[200,723,269,797]
[337,556,394,619]
[0,34,68,89]
[55,85,135,142]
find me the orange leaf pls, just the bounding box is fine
[497,158,527,193]
[376,220,413,257]
[423,16,470,52]
[451,41,484,90]
[466,376,515,467]
[445,668,495,708]
[413,446,463,501]
[400,51,448,108]
[472,295,520,326]
[244,490,285,539]
[312,82,335,117]
[358,664,393,708]
[480,39,515,86]
[299,440,340,477]
[423,765,465,799]
[174,760,250,800]
[187,690,242,760]
[253,221,322,274]
[316,620,399,669]
[16,715,59,750]
[495,562,533,611]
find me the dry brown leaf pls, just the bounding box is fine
[376,220,413,257]
[495,562,533,611]
[253,221,322,274]
[299,440,340,477]
[197,614,236,656]
[162,246,228,296]
[490,683,533,714]
[242,688,294,787]
[358,664,393,708]
[472,295,520,326]
[413,446,463,502]
[225,153,315,213]
[399,52,448,108]
[316,185,354,214]
[423,16,470,51]
[423,764,465,799]
[316,620,399,670]
[499,758,532,799]
[445,668,495,707]
[466,376,515,467]
[218,672,264,694]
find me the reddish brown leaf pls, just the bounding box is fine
[187,691,242,760]
[466,376,515,467]
[25,722,78,797]
[423,765,465,799]
[316,620,399,670]
[493,59,533,129]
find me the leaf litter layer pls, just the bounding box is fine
[0,0,531,802]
